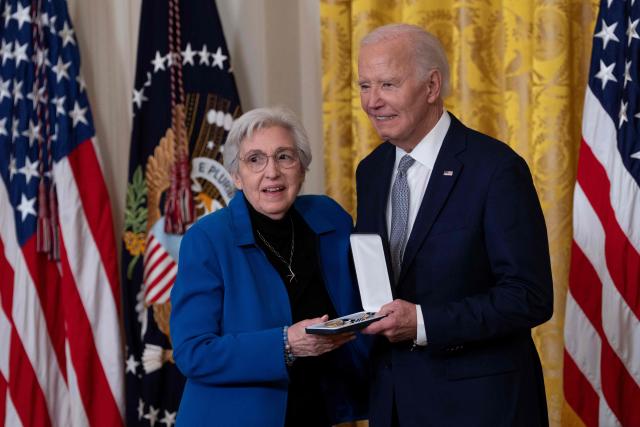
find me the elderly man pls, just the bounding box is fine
[357,24,553,426]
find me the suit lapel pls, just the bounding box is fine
[376,145,396,246]
[362,143,396,288]
[399,116,466,283]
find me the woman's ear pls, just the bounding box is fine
[233,172,243,190]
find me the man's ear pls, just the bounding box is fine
[426,69,442,103]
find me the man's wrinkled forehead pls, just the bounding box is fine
[358,39,414,76]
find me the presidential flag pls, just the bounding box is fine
[122,1,241,425]
[0,0,123,426]
[564,0,640,426]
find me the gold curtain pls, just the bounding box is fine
[321,1,599,426]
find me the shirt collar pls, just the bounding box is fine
[394,110,451,170]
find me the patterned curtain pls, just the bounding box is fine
[321,1,599,426]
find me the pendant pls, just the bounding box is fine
[287,266,296,283]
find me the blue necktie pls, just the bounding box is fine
[389,155,415,283]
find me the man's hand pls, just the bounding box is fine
[362,299,417,342]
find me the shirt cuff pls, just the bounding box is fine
[415,305,427,346]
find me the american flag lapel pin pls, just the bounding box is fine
[443,170,454,176]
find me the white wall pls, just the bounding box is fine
[67,0,325,248]
[216,0,325,195]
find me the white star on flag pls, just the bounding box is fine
[182,43,196,65]
[12,79,23,105]
[13,42,28,67]
[211,46,227,70]
[594,59,618,89]
[144,405,160,427]
[0,79,10,102]
[69,101,88,127]
[627,18,640,46]
[160,410,177,427]
[0,39,13,64]
[19,157,39,184]
[76,75,86,92]
[53,95,66,116]
[9,156,17,179]
[11,116,19,142]
[132,88,148,109]
[618,100,628,128]
[39,12,50,27]
[2,4,11,24]
[16,194,36,221]
[52,56,71,82]
[198,44,210,65]
[22,119,41,147]
[126,354,140,374]
[138,399,145,420]
[164,52,174,67]
[594,19,619,49]
[34,48,47,67]
[152,51,166,72]
[11,3,30,30]
[26,85,45,105]
[624,60,632,88]
[0,117,7,136]
[58,22,75,47]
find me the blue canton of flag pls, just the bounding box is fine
[590,0,640,177]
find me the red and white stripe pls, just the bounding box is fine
[0,138,124,426]
[564,87,640,427]
[143,233,177,305]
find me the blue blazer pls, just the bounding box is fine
[170,192,368,427]
[355,115,553,427]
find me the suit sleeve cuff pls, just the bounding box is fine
[415,305,427,346]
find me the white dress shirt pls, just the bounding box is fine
[386,111,451,345]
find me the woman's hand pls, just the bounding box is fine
[287,315,355,357]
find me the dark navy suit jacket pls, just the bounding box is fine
[355,114,553,427]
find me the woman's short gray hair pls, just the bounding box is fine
[361,23,450,97]
[223,106,312,175]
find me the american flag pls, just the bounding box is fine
[0,0,123,426]
[564,0,640,426]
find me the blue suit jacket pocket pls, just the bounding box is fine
[445,347,518,381]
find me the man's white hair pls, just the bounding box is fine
[361,23,450,97]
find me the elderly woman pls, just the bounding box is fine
[170,106,368,426]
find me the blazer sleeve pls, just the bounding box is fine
[423,155,554,347]
[170,222,289,386]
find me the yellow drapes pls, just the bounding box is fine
[321,1,599,425]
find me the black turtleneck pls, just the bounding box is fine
[247,202,338,427]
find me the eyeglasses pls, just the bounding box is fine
[238,148,300,173]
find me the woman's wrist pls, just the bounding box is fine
[283,326,296,367]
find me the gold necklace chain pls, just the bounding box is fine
[256,217,296,283]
